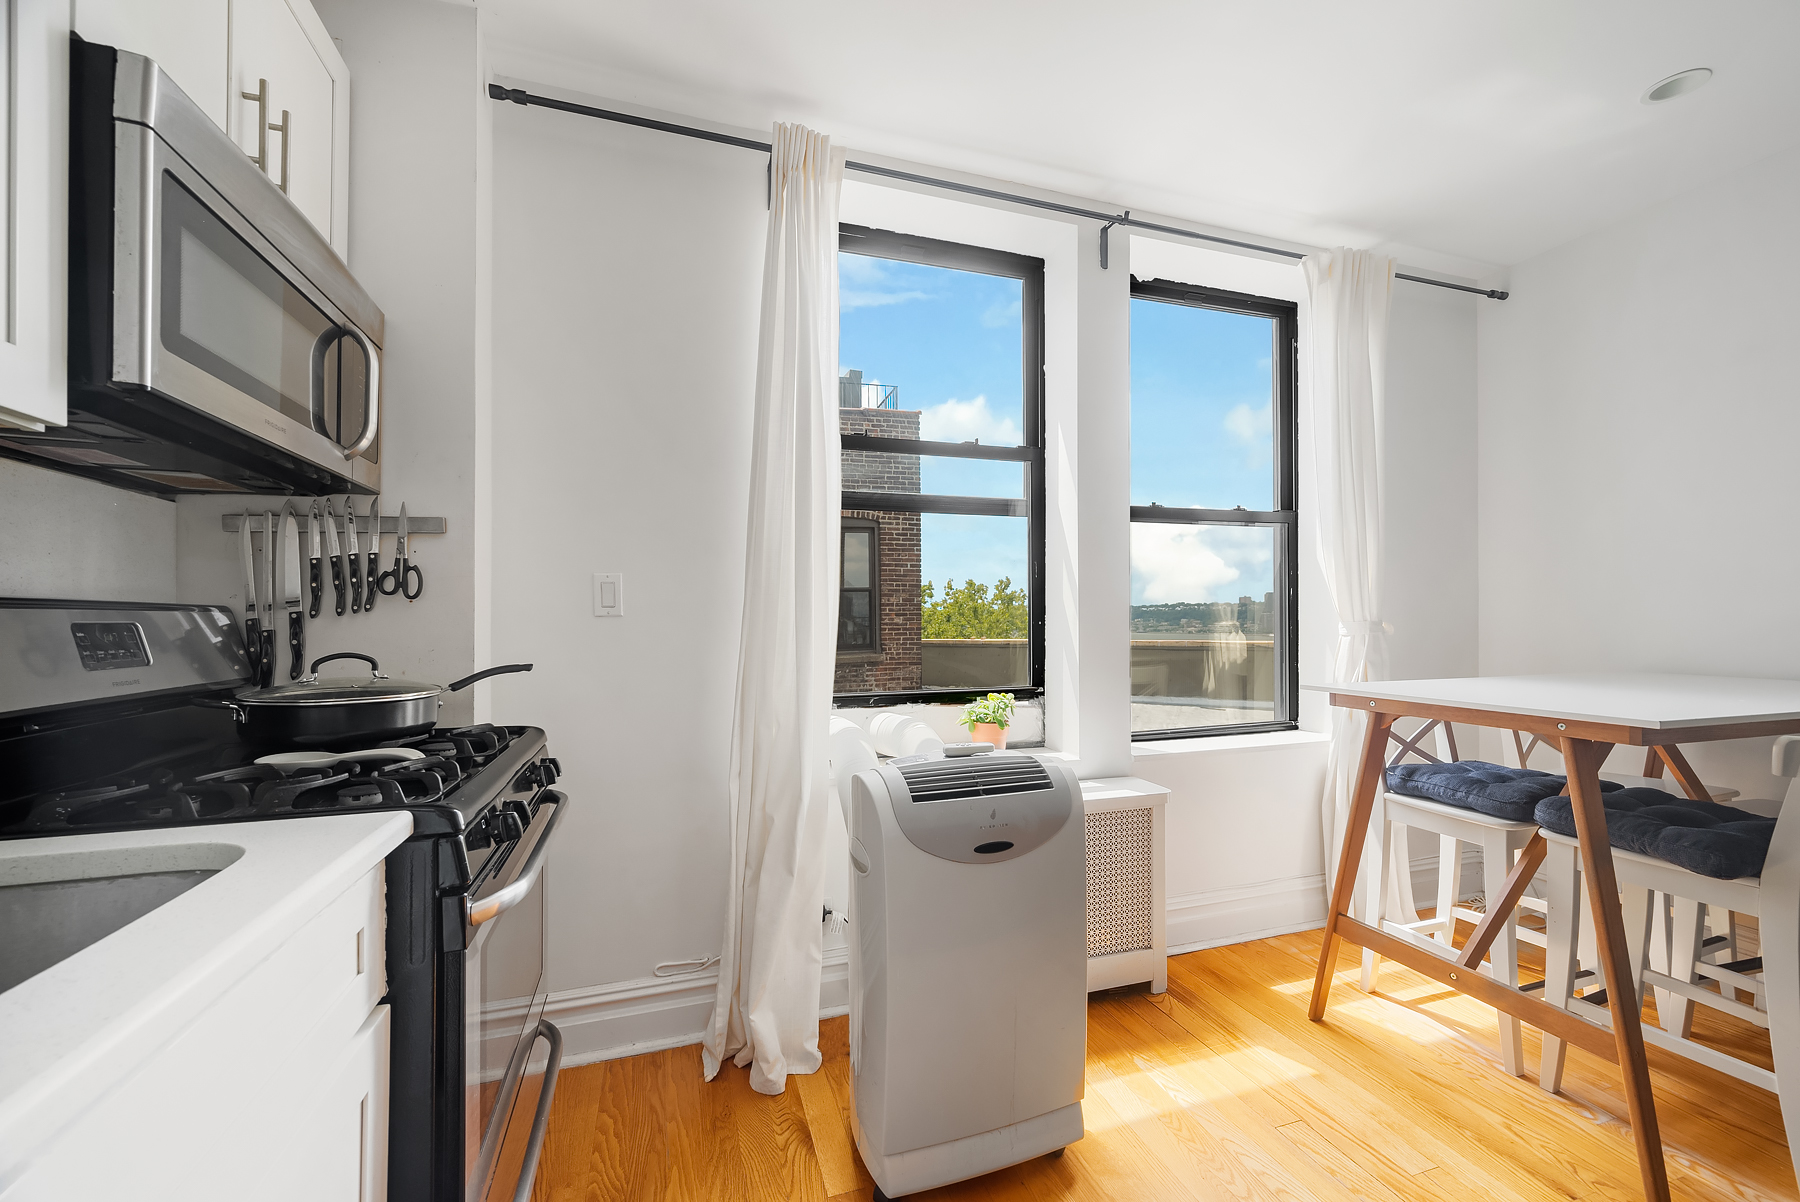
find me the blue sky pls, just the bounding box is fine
[839,252,1276,606]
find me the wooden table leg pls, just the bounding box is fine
[1456,831,1546,970]
[1562,736,1671,1202]
[1655,744,1710,802]
[1310,710,1396,1021]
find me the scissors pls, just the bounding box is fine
[377,503,424,601]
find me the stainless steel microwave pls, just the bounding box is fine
[0,39,384,497]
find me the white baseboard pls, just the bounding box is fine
[550,853,1493,1067]
[1165,873,1327,954]
[551,945,850,1070]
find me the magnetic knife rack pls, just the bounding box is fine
[221,514,448,536]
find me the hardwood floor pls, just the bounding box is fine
[528,927,1795,1201]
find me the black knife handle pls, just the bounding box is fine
[309,559,322,619]
[246,618,262,675]
[260,627,276,687]
[365,552,379,612]
[331,555,346,617]
[288,610,304,680]
[347,550,363,614]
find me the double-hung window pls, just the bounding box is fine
[835,225,1045,705]
[1128,277,1298,737]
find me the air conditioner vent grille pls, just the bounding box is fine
[896,757,1054,803]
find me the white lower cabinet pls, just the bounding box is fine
[7,865,390,1201]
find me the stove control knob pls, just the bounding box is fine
[542,758,561,785]
[494,809,526,844]
[465,816,494,851]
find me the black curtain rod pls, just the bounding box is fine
[487,85,1509,301]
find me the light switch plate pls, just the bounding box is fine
[593,573,624,617]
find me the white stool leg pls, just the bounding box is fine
[1390,821,1421,926]
[1434,833,1463,947]
[1664,897,1705,1038]
[1621,886,1654,1018]
[1760,869,1800,1190]
[1539,839,1580,1093]
[1482,829,1524,1076]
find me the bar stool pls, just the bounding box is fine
[1537,734,1800,1176]
[1363,720,1537,1075]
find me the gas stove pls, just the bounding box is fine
[1,720,552,838]
[0,599,567,1202]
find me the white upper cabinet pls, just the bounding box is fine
[71,0,230,128]
[229,0,348,252]
[0,0,70,431]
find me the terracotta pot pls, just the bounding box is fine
[968,722,1007,750]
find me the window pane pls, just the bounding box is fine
[843,530,872,588]
[840,590,872,648]
[1129,523,1278,732]
[835,509,1029,694]
[839,253,1025,448]
[840,445,1023,499]
[1130,298,1275,511]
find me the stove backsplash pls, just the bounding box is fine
[0,460,177,602]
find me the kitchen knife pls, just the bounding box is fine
[261,509,277,687]
[241,508,262,682]
[344,497,363,614]
[281,505,304,679]
[307,503,323,619]
[324,499,346,616]
[363,497,381,613]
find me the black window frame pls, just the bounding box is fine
[834,224,1046,707]
[1128,276,1299,740]
[837,517,882,654]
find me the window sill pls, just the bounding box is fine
[835,651,886,665]
[1131,728,1330,757]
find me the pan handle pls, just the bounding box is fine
[191,697,246,723]
[447,663,534,692]
[308,651,385,678]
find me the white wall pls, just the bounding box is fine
[176,0,496,720]
[0,460,177,601]
[486,96,767,1050]
[1478,143,1800,800]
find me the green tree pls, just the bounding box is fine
[921,578,1028,639]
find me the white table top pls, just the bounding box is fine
[1305,673,1800,731]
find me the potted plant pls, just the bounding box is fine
[960,692,1016,750]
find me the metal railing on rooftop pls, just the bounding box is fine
[839,380,899,409]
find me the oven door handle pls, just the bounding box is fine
[509,1020,563,1202]
[466,793,565,927]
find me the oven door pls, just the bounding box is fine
[463,794,566,1202]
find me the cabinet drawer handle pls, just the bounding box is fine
[242,78,270,172]
[269,109,290,194]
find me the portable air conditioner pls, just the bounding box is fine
[848,753,1087,1199]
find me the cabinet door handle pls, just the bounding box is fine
[241,78,270,172]
[268,109,290,194]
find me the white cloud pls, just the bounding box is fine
[841,288,930,311]
[980,298,1021,328]
[1223,402,1271,443]
[839,254,931,311]
[919,395,1021,445]
[1130,524,1273,605]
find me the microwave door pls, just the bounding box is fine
[131,133,380,483]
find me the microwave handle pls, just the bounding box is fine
[466,794,565,927]
[341,325,381,460]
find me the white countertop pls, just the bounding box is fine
[0,813,411,1187]
[1305,672,1800,730]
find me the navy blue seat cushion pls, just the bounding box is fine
[1534,788,1776,880]
[1386,760,1620,823]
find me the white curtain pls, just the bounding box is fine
[702,123,846,1096]
[1302,248,1394,892]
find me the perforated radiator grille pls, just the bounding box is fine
[1085,807,1155,958]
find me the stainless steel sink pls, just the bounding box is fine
[0,843,243,994]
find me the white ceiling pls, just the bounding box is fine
[481,0,1800,273]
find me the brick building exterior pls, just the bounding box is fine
[836,398,924,694]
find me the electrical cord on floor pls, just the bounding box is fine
[823,902,849,936]
[653,955,720,978]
